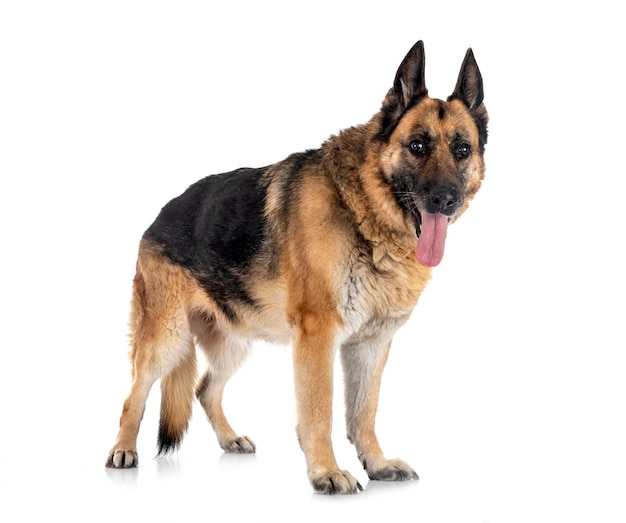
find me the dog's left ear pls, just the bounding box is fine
[449,48,483,110]
[379,40,428,139]
[449,49,488,151]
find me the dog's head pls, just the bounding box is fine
[375,41,488,267]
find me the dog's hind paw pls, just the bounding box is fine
[220,436,256,454]
[365,458,418,481]
[311,469,363,495]
[106,448,139,469]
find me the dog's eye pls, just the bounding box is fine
[409,140,426,156]
[456,143,471,160]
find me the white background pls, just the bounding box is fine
[1,1,624,522]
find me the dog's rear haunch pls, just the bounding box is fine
[106,40,488,494]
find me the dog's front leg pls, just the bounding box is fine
[341,339,419,482]
[292,313,363,494]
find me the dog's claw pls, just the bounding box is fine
[220,436,256,454]
[106,449,139,469]
[366,458,418,482]
[311,470,362,495]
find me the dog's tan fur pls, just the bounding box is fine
[106,40,487,494]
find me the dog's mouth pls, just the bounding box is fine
[413,210,449,268]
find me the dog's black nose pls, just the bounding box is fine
[424,182,460,216]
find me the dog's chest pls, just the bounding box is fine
[338,256,426,341]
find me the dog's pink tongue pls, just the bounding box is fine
[416,213,448,267]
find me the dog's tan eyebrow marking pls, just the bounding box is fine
[452,131,470,143]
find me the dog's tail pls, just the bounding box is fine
[157,347,197,456]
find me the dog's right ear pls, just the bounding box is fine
[379,40,428,139]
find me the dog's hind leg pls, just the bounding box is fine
[341,339,418,482]
[193,317,256,453]
[106,359,158,468]
[106,244,195,468]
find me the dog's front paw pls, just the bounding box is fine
[365,458,418,481]
[310,469,363,495]
[220,436,256,454]
[106,448,139,469]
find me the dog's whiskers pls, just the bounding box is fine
[394,191,419,213]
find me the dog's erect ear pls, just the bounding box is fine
[449,48,483,110]
[449,48,488,151]
[393,40,427,109]
[379,40,427,138]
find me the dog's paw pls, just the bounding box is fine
[365,458,418,481]
[311,469,363,495]
[106,448,139,469]
[220,436,256,454]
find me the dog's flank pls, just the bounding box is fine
[106,40,488,494]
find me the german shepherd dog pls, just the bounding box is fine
[106,40,488,494]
